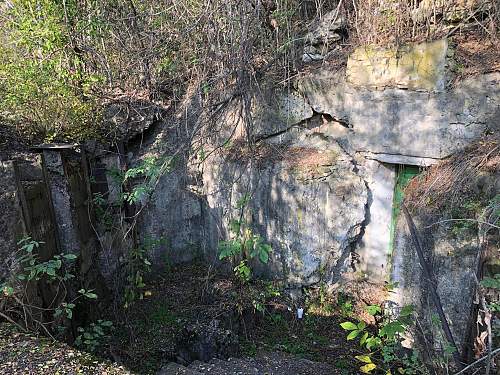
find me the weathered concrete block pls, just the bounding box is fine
[355,160,396,282]
[299,71,499,160]
[346,39,448,91]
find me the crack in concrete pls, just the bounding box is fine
[327,180,371,285]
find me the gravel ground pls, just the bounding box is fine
[0,323,133,375]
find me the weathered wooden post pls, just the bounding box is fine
[35,143,81,257]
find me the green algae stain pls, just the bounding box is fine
[347,39,448,91]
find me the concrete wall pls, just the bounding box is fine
[355,160,396,282]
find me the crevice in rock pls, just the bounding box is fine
[255,125,297,143]
[314,110,351,128]
[350,179,372,272]
[300,90,351,129]
[449,121,487,126]
[334,138,360,173]
[254,113,323,143]
[327,178,371,285]
[126,118,163,152]
[254,105,351,144]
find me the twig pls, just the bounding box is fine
[0,311,27,332]
[424,219,500,230]
[479,295,493,375]
[446,5,491,37]
[453,348,500,375]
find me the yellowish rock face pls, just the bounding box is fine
[346,39,448,91]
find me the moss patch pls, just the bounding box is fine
[347,39,448,91]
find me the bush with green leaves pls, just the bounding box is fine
[75,319,113,352]
[106,155,173,206]
[0,0,101,141]
[218,194,272,283]
[0,0,301,142]
[92,156,172,307]
[0,237,102,338]
[340,304,425,374]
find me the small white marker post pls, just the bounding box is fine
[297,307,304,320]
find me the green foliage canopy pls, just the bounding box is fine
[0,0,101,141]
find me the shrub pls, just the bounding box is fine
[0,0,102,141]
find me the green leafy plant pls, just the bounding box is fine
[120,156,173,205]
[340,304,423,374]
[75,319,113,352]
[123,237,164,308]
[54,302,76,320]
[336,292,354,317]
[1,237,102,337]
[481,274,500,289]
[481,273,500,312]
[218,194,272,282]
[99,157,171,209]
[92,192,113,229]
[15,237,77,282]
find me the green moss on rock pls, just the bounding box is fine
[346,39,448,91]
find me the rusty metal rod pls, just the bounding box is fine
[402,204,463,368]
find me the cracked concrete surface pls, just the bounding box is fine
[140,50,498,286]
[202,140,368,286]
[298,71,499,159]
[197,69,499,285]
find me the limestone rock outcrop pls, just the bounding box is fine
[203,141,368,286]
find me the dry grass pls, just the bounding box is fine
[343,0,499,46]
[404,134,499,214]
[224,140,340,169]
[452,33,500,80]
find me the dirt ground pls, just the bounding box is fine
[104,262,364,374]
